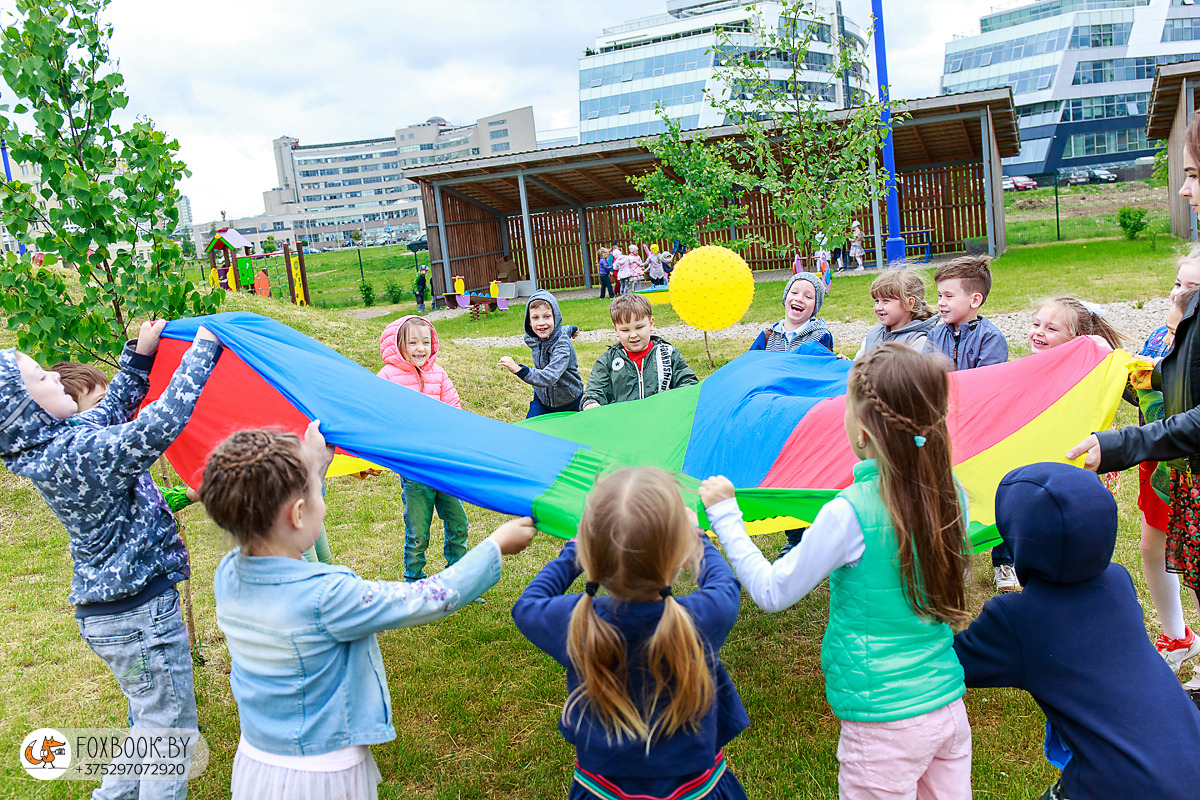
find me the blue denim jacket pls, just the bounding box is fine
[214,539,501,756]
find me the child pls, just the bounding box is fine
[661,248,675,283]
[205,423,535,800]
[412,264,429,313]
[597,246,614,299]
[581,294,698,409]
[610,245,623,295]
[0,321,221,800]
[498,290,584,417]
[646,244,666,286]
[849,220,865,270]
[854,269,939,358]
[749,271,833,353]
[1134,279,1200,683]
[1028,296,1127,353]
[512,466,750,800]
[378,315,472,585]
[52,361,109,414]
[953,462,1200,800]
[702,343,972,797]
[616,244,645,295]
[926,255,1009,371]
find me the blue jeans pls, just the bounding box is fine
[779,527,807,558]
[599,274,615,298]
[401,478,469,581]
[991,540,1013,567]
[526,396,582,418]
[76,588,196,800]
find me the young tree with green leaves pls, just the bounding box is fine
[629,0,893,262]
[0,0,221,367]
[262,234,277,254]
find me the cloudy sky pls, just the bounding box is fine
[34,0,995,224]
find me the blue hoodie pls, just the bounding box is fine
[516,290,583,409]
[925,315,1008,371]
[954,463,1200,800]
[0,339,219,614]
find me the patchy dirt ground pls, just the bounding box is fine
[1008,182,1168,220]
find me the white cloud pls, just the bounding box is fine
[16,0,995,224]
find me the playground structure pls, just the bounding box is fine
[441,275,510,319]
[206,228,311,306]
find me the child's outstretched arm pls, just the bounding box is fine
[320,517,534,640]
[952,600,1024,689]
[78,320,166,427]
[700,476,863,613]
[580,355,613,409]
[670,348,699,387]
[678,533,743,649]
[74,326,221,485]
[509,337,576,389]
[511,540,584,667]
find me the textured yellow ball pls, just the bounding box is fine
[668,246,755,331]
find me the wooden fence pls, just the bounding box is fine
[430,163,992,292]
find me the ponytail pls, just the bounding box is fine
[565,594,645,742]
[644,593,714,743]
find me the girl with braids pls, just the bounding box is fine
[702,343,972,798]
[1028,295,1130,353]
[378,315,472,584]
[512,467,750,800]
[205,422,534,800]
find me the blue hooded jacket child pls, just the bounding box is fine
[515,289,583,410]
[953,462,1200,800]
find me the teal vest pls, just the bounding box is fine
[821,460,965,722]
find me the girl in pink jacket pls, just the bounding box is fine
[378,315,472,585]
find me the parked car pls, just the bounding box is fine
[406,233,428,253]
[1088,168,1117,183]
[1066,171,1090,186]
[1011,175,1038,191]
[1002,176,1014,191]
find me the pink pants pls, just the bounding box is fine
[836,698,972,799]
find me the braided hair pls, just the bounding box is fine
[847,343,970,628]
[199,429,309,544]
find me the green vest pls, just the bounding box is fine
[821,460,965,722]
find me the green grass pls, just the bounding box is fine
[1,243,1197,798]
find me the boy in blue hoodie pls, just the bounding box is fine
[954,463,1200,800]
[499,290,584,418]
[0,321,221,800]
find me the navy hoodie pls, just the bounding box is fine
[954,463,1200,800]
[516,289,583,409]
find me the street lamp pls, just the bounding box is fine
[870,0,905,266]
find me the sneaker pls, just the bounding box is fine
[994,564,1020,593]
[1183,671,1200,691]
[471,596,486,605]
[1156,626,1200,674]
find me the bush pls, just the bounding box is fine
[1117,207,1148,240]
[384,277,406,304]
[359,280,376,307]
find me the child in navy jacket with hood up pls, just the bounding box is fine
[954,462,1200,800]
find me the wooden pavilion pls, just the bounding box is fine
[1146,60,1200,243]
[406,88,1019,295]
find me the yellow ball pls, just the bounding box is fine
[668,246,755,331]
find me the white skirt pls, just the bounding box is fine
[231,740,381,800]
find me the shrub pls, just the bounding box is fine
[1117,207,1148,240]
[384,277,406,304]
[359,280,376,307]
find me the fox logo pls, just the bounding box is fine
[20,729,70,779]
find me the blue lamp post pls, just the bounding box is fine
[0,91,27,256]
[870,0,904,266]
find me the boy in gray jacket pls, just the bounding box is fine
[0,321,220,799]
[499,290,584,417]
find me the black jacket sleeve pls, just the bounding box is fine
[1095,406,1200,473]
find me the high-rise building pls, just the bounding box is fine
[262,107,537,245]
[578,0,869,145]
[942,0,1200,177]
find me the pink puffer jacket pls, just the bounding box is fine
[378,315,462,408]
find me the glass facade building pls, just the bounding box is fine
[943,0,1199,176]
[578,0,868,144]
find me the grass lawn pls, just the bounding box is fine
[1,239,1197,798]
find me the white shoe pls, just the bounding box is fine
[994,564,1020,593]
[1183,672,1200,691]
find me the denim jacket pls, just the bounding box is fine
[214,539,501,756]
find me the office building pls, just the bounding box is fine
[578,0,869,144]
[942,0,1200,176]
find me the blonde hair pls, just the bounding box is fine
[870,269,935,321]
[565,467,713,746]
[396,317,433,390]
[1037,297,1130,349]
[847,344,970,628]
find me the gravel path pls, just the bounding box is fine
[453,296,1171,351]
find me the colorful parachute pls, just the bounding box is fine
[145,313,1134,549]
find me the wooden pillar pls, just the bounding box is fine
[434,183,453,293]
[577,207,592,289]
[980,110,996,258]
[296,241,311,304]
[499,215,510,257]
[1189,80,1198,243]
[517,171,539,290]
[282,241,298,304]
[870,155,884,267]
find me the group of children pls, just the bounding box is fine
[6,251,1200,800]
[597,242,674,299]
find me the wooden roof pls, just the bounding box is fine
[1147,60,1200,141]
[406,89,1018,216]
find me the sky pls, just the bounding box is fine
[5,0,998,225]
